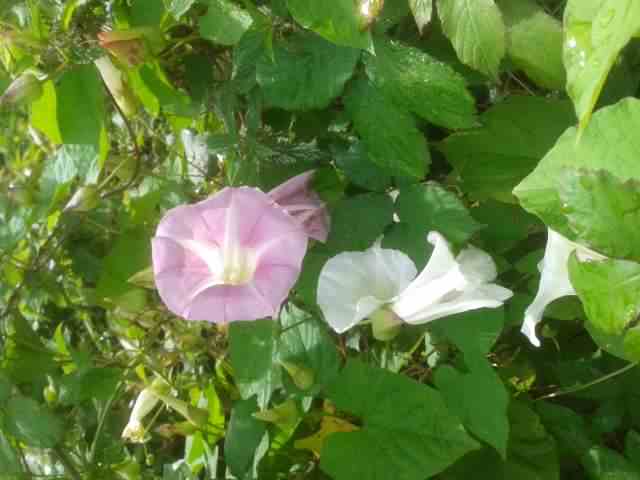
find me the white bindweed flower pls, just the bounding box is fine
[521,228,606,347]
[317,231,513,339]
[121,378,169,443]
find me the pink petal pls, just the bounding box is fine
[268,170,330,242]
[152,186,309,323]
[185,284,275,323]
[151,237,212,316]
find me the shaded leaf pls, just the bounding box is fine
[256,33,359,111]
[224,397,268,479]
[3,397,63,448]
[322,360,479,480]
[344,78,429,179]
[582,445,640,480]
[199,0,253,46]
[442,95,575,202]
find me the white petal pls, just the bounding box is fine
[317,244,417,333]
[457,246,498,284]
[521,228,583,347]
[397,284,513,324]
[399,231,458,294]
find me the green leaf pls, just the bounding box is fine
[395,182,483,245]
[382,222,433,270]
[277,304,340,396]
[344,78,429,179]
[472,200,540,253]
[437,0,506,80]
[364,37,476,129]
[435,361,509,457]
[199,0,253,46]
[0,431,20,475]
[131,62,192,116]
[442,95,575,202]
[131,0,165,26]
[324,192,394,252]
[286,0,372,49]
[582,446,640,480]
[536,402,593,458]
[3,315,56,384]
[335,141,393,192]
[514,99,640,236]
[559,168,640,262]
[233,23,271,94]
[59,367,122,405]
[564,0,640,132]
[0,373,11,404]
[30,80,61,144]
[166,0,196,19]
[321,360,479,480]
[409,0,433,33]
[626,430,640,470]
[57,65,105,146]
[497,0,565,90]
[229,319,281,409]
[3,396,63,448]
[442,404,559,479]
[95,227,152,301]
[569,255,640,361]
[505,401,559,480]
[223,397,267,480]
[256,33,359,111]
[430,308,505,364]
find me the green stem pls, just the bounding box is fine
[53,446,81,480]
[535,361,638,401]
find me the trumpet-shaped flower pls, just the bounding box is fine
[97,29,148,66]
[317,231,512,336]
[268,170,330,242]
[521,228,606,347]
[152,187,308,323]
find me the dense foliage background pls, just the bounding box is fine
[3,0,640,478]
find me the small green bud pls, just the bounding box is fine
[280,360,315,390]
[0,73,43,107]
[370,308,403,341]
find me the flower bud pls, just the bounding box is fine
[0,73,43,107]
[94,56,137,116]
[370,308,403,341]
[280,360,315,390]
[63,186,100,213]
[121,378,169,443]
[97,29,148,67]
[253,399,299,429]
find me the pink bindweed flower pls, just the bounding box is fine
[268,170,330,242]
[151,187,308,323]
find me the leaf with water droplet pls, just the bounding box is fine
[564,0,640,133]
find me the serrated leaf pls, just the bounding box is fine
[435,361,509,457]
[564,0,640,133]
[569,255,640,361]
[324,192,394,252]
[256,33,359,111]
[559,168,640,262]
[229,319,281,409]
[277,304,340,397]
[199,0,253,46]
[344,78,429,179]
[286,0,372,49]
[4,397,63,448]
[442,96,574,202]
[395,182,482,245]
[57,65,105,146]
[409,0,433,33]
[514,98,640,238]
[335,141,393,192]
[497,0,565,90]
[437,0,506,80]
[321,360,479,480]
[364,37,476,129]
